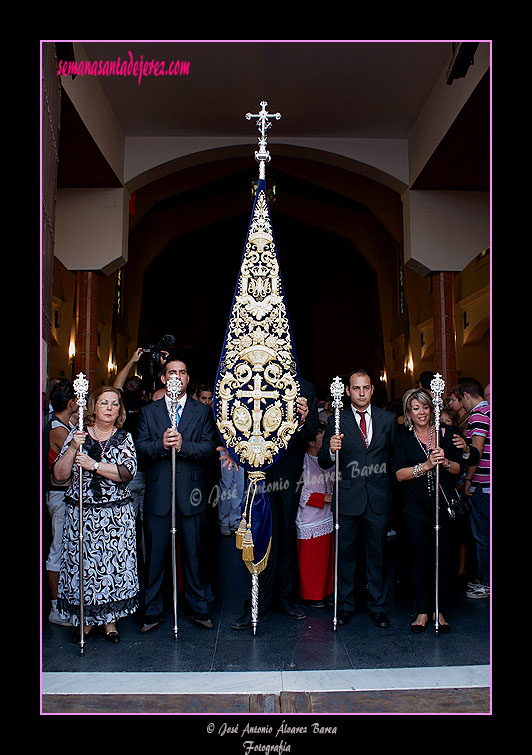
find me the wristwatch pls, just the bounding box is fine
[93,462,100,472]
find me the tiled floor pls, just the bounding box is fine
[42,532,490,673]
[41,529,491,714]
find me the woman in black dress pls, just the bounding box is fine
[53,386,139,644]
[394,388,463,633]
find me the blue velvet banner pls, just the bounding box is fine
[214,176,301,571]
[240,476,272,570]
[213,177,302,473]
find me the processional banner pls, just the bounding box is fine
[213,103,301,630]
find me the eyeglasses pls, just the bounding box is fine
[97,400,120,408]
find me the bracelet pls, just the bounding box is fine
[413,463,425,478]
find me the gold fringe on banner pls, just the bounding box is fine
[247,538,272,576]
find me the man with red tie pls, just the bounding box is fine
[318,369,397,628]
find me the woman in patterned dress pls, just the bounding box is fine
[53,386,139,644]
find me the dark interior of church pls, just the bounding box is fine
[41,40,491,716]
[138,183,385,403]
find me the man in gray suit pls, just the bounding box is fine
[318,369,397,628]
[136,355,218,632]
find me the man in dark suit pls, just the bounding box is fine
[318,369,397,628]
[231,378,319,629]
[136,355,218,632]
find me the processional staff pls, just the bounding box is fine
[330,376,344,632]
[167,374,182,640]
[430,372,445,636]
[73,372,89,655]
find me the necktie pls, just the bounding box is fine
[357,411,368,446]
[175,403,182,427]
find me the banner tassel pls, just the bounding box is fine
[236,477,255,550]
[242,527,255,562]
[235,517,248,550]
[241,477,258,561]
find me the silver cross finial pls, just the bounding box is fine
[245,101,281,178]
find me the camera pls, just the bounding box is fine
[145,335,176,380]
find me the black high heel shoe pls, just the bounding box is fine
[104,625,120,643]
[433,614,451,634]
[410,615,428,634]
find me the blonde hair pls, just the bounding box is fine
[402,387,434,430]
[85,386,126,428]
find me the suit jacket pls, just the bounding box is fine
[136,396,217,517]
[318,404,397,516]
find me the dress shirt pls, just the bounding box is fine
[330,404,373,461]
[353,404,373,445]
[164,392,187,425]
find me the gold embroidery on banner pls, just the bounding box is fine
[216,189,300,468]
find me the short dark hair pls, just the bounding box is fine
[418,371,435,390]
[347,369,372,385]
[124,376,143,395]
[195,384,213,395]
[50,379,74,412]
[163,352,188,374]
[458,377,484,399]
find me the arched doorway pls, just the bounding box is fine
[127,151,401,403]
[137,211,385,403]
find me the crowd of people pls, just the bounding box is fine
[43,347,490,645]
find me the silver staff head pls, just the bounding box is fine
[330,376,344,408]
[430,372,445,407]
[431,372,445,434]
[330,375,344,434]
[167,375,183,428]
[167,375,183,405]
[73,372,89,431]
